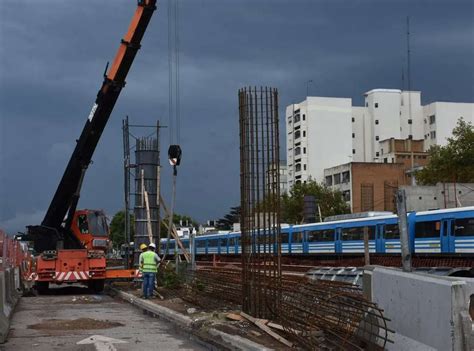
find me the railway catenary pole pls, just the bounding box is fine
[396,189,412,272]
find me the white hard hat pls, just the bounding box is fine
[149,243,156,248]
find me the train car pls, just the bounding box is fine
[163,206,474,256]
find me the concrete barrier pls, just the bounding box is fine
[364,266,474,350]
[0,269,20,343]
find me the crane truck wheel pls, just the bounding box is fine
[35,282,49,295]
[88,279,105,293]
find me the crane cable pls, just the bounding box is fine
[164,0,181,258]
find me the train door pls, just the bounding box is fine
[376,224,385,253]
[335,228,342,253]
[440,219,455,253]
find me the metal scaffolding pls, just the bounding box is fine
[122,117,162,266]
[238,86,281,318]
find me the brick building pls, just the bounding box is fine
[324,162,407,213]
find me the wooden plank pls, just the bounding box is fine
[226,313,244,321]
[240,312,293,348]
[144,190,153,244]
[159,195,191,262]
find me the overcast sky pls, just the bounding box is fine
[0,0,473,233]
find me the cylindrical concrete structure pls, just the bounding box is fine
[134,137,160,265]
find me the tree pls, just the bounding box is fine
[416,118,474,185]
[281,180,350,224]
[216,206,241,230]
[109,211,135,248]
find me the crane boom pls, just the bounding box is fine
[29,0,157,252]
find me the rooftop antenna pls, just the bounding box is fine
[406,16,413,138]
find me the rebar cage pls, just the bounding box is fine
[238,86,281,318]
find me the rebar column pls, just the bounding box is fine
[134,137,160,265]
[238,86,281,318]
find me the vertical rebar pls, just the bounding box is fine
[238,86,281,318]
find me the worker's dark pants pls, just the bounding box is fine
[142,272,155,298]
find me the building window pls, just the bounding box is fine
[429,115,436,124]
[352,117,355,122]
[375,136,379,141]
[384,158,388,163]
[325,175,333,186]
[302,114,306,121]
[303,147,306,154]
[365,102,368,107]
[303,131,306,137]
[294,147,301,156]
[352,133,355,138]
[424,118,427,124]
[375,103,379,108]
[408,134,412,139]
[303,164,307,171]
[352,149,355,154]
[294,130,301,139]
[430,131,436,139]
[342,190,351,202]
[294,114,301,123]
[342,171,350,183]
[376,152,380,157]
[408,119,412,124]
[375,120,379,125]
[334,173,341,185]
[295,163,301,172]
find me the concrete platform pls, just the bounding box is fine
[0,286,206,351]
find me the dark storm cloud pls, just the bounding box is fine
[0,0,473,233]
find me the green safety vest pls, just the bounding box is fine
[142,251,158,273]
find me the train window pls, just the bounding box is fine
[292,232,303,243]
[415,221,440,238]
[208,239,218,247]
[454,218,474,237]
[384,224,400,239]
[229,237,235,246]
[281,233,289,244]
[341,227,375,241]
[196,240,206,248]
[307,229,334,242]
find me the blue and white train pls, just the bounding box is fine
[161,207,474,256]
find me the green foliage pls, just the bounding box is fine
[281,179,350,223]
[109,211,134,248]
[156,263,183,289]
[216,206,241,230]
[416,118,474,185]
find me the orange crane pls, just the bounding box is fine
[24,0,157,293]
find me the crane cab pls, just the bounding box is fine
[70,209,110,251]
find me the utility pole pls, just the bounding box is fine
[396,189,412,272]
[363,226,370,266]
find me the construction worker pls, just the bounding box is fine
[138,243,148,276]
[139,243,161,299]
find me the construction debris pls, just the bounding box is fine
[181,267,392,350]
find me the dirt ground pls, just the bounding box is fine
[28,317,124,330]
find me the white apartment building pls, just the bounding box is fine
[286,97,352,189]
[286,89,473,189]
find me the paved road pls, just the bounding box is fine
[1,286,207,351]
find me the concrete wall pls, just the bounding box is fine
[0,268,20,343]
[364,266,473,350]
[401,183,474,211]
